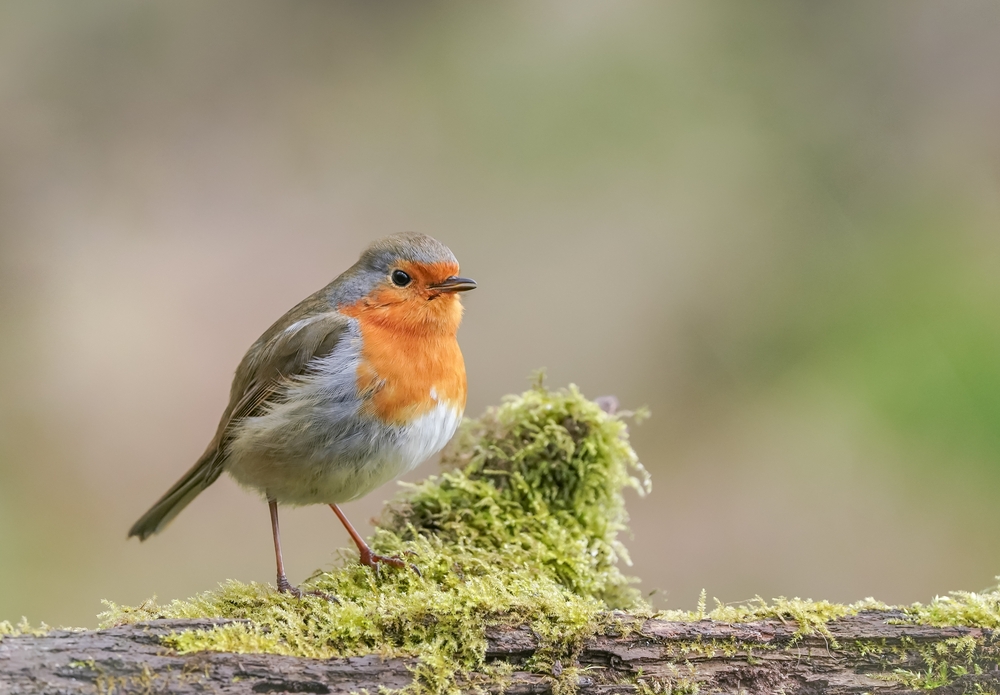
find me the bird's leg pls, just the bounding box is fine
[269,498,301,596]
[329,504,408,572]
[268,498,339,601]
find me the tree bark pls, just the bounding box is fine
[1,612,997,694]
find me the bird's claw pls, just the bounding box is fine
[277,576,302,597]
[359,550,421,578]
[305,589,340,603]
[276,578,339,603]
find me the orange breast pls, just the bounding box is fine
[341,297,467,425]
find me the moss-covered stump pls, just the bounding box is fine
[5,384,1000,694]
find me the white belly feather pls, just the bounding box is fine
[226,398,463,506]
[396,400,464,476]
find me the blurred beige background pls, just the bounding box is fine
[3,1,1000,629]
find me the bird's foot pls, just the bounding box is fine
[276,574,301,596]
[276,575,339,603]
[358,548,419,577]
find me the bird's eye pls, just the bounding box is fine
[391,270,411,287]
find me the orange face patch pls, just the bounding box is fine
[340,261,468,424]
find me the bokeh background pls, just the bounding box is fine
[3,1,1000,629]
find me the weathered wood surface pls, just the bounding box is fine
[2,611,999,694]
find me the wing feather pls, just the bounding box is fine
[218,311,351,447]
[128,309,351,540]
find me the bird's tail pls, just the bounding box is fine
[128,449,224,540]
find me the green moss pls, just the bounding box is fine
[99,382,652,694]
[67,660,166,695]
[646,584,1000,638]
[649,591,1000,692]
[876,635,991,690]
[906,583,1000,628]
[634,664,699,695]
[657,595,890,647]
[0,618,48,640]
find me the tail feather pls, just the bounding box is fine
[128,450,223,540]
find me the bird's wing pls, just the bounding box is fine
[127,309,352,540]
[218,310,352,444]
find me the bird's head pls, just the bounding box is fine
[337,233,476,334]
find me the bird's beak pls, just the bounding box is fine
[429,276,477,293]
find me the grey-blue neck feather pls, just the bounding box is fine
[325,233,458,307]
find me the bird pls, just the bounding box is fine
[128,233,476,594]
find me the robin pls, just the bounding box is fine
[128,233,476,594]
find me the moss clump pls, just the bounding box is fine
[879,635,986,690]
[100,382,651,693]
[658,594,891,646]
[650,584,1000,638]
[0,618,48,640]
[379,380,651,608]
[906,584,1000,628]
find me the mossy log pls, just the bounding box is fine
[2,612,999,694]
[7,387,999,693]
